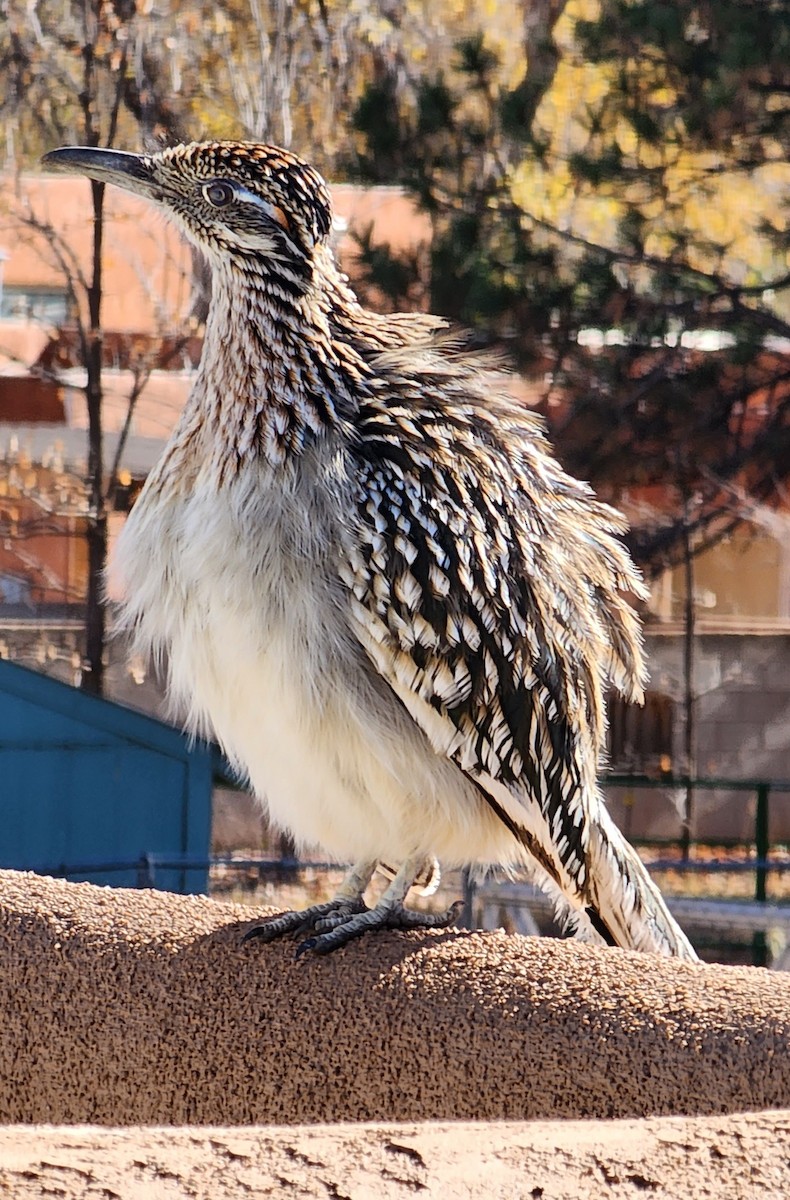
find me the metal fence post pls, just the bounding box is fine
[753,783,770,967]
[461,867,477,930]
[137,853,156,889]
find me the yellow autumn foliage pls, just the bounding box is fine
[511,0,790,293]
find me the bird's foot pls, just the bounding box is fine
[242,897,368,946]
[294,897,464,957]
[242,856,462,957]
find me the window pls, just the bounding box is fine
[0,287,69,324]
[0,572,32,607]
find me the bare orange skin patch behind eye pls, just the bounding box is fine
[268,204,291,232]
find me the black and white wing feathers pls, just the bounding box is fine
[340,352,648,928]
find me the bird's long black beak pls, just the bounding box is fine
[40,147,158,197]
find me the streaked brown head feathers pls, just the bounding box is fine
[157,142,333,251]
[43,141,333,271]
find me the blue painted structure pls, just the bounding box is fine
[0,660,213,893]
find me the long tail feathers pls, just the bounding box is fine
[583,808,698,960]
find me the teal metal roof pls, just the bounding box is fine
[0,659,213,893]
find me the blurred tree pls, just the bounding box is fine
[0,0,193,694]
[345,0,790,830]
[347,0,790,577]
[187,0,531,174]
[4,0,788,703]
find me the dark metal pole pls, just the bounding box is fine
[753,782,770,967]
[680,511,696,860]
[137,853,156,889]
[461,867,477,930]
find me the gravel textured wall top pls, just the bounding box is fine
[1,869,789,1127]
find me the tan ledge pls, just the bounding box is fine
[1,1113,790,1198]
[1,868,789,1127]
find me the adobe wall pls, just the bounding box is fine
[1,869,789,1128]
[3,1112,790,1199]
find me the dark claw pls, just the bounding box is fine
[242,922,277,944]
[294,937,317,959]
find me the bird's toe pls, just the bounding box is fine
[292,897,464,956]
[312,901,368,933]
[243,896,372,947]
[243,899,345,945]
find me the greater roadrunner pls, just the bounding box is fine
[43,141,696,960]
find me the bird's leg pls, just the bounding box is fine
[242,858,377,945]
[294,856,463,957]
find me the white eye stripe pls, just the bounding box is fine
[201,180,289,229]
[234,185,265,207]
[234,186,289,229]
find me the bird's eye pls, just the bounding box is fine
[203,181,235,207]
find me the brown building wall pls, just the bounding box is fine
[0,497,87,606]
[606,632,790,843]
[0,377,65,423]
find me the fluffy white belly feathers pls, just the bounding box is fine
[112,465,510,869]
